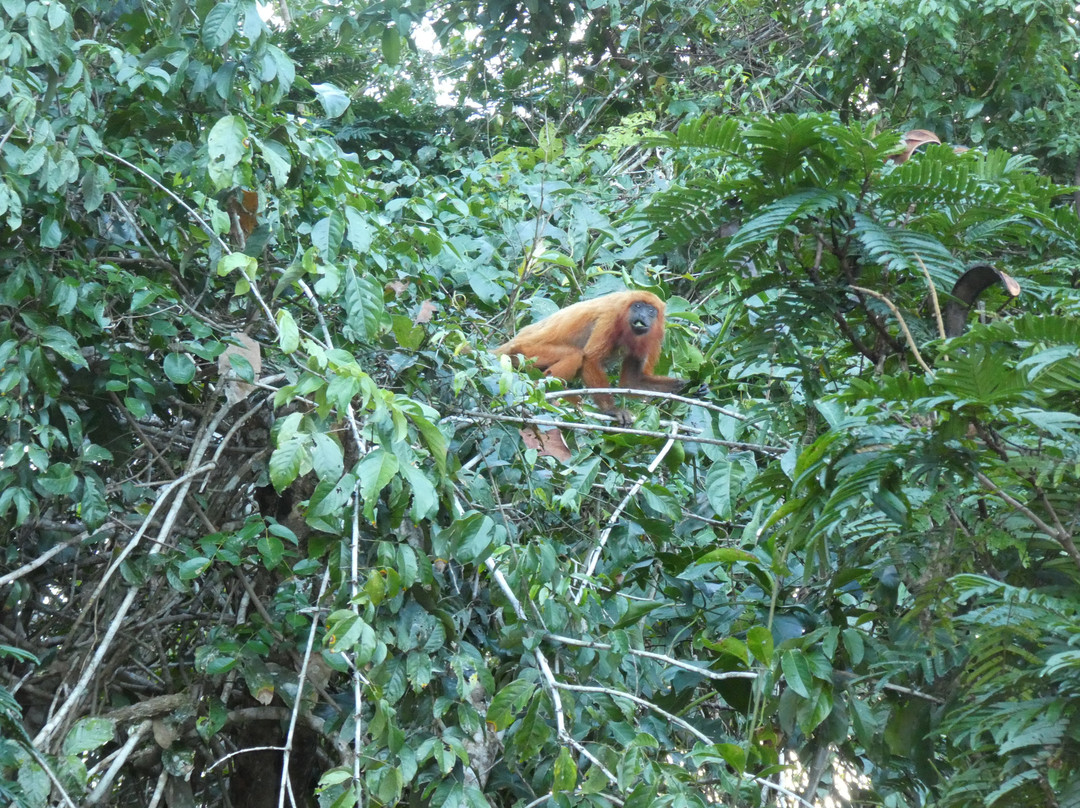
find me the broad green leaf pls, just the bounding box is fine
[256,137,291,188]
[312,83,350,118]
[62,717,116,755]
[443,512,497,565]
[269,434,308,491]
[201,2,240,49]
[81,164,109,212]
[398,460,438,521]
[781,650,813,698]
[320,768,353,787]
[310,433,345,481]
[207,115,249,189]
[381,27,401,66]
[357,449,398,522]
[487,680,536,730]
[746,626,774,665]
[36,463,77,495]
[163,352,196,384]
[17,760,50,804]
[257,535,284,569]
[179,557,212,580]
[343,268,387,340]
[37,325,87,368]
[311,211,345,260]
[80,473,109,529]
[217,252,257,278]
[552,747,577,792]
[26,10,59,62]
[276,309,299,354]
[344,207,373,252]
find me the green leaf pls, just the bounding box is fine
[696,547,759,566]
[343,268,387,341]
[26,10,59,63]
[256,137,291,188]
[746,626,774,665]
[311,211,345,260]
[218,253,258,280]
[62,717,116,755]
[19,144,46,176]
[487,680,535,730]
[257,535,284,569]
[391,314,425,350]
[80,473,109,529]
[269,434,309,491]
[276,309,299,354]
[179,557,212,580]
[799,686,833,734]
[842,629,865,666]
[40,216,63,248]
[344,207,373,252]
[374,765,403,805]
[201,2,240,49]
[310,434,345,481]
[781,650,813,698]
[407,410,447,475]
[513,694,551,761]
[320,768,353,787]
[552,747,577,792]
[163,352,196,384]
[36,463,77,495]
[537,122,563,161]
[15,760,49,805]
[381,27,401,66]
[443,511,498,565]
[81,164,109,212]
[312,83,351,119]
[398,460,438,521]
[705,460,733,519]
[308,475,357,523]
[0,487,33,526]
[38,325,87,368]
[207,115,249,189]
[357,449,398,522]
[713,743,747,772]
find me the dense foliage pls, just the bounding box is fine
[3,1,1080,807]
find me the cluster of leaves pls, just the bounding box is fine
[641,113,1080,804]
[5,1,1080,808]
[804,0,1080,177]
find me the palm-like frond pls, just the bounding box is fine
[726,188,851,260]
[643,115,746,161]
[853,212,962,284]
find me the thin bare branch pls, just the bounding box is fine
[575,420,681,603]
[851,285,934,375]
[451,410,786,456]
[915,254,946,340]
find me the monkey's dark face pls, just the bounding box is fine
[627,302,659,336]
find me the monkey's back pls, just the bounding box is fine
[495,291,657,357]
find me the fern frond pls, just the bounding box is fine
[852,213,962,285]
[746,114,840,185]
[725,188,849,259]
[878,150,1010,214]
[644,115,745,160]
[952,573,1080,617]
[934,346,1031,404]
[966,314,1080,348]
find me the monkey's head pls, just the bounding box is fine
[627,301,660,336]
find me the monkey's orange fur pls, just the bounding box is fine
[495,291,685,421]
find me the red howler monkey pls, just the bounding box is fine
[495,290,686,424]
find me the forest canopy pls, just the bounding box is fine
[2,1,1080,807]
